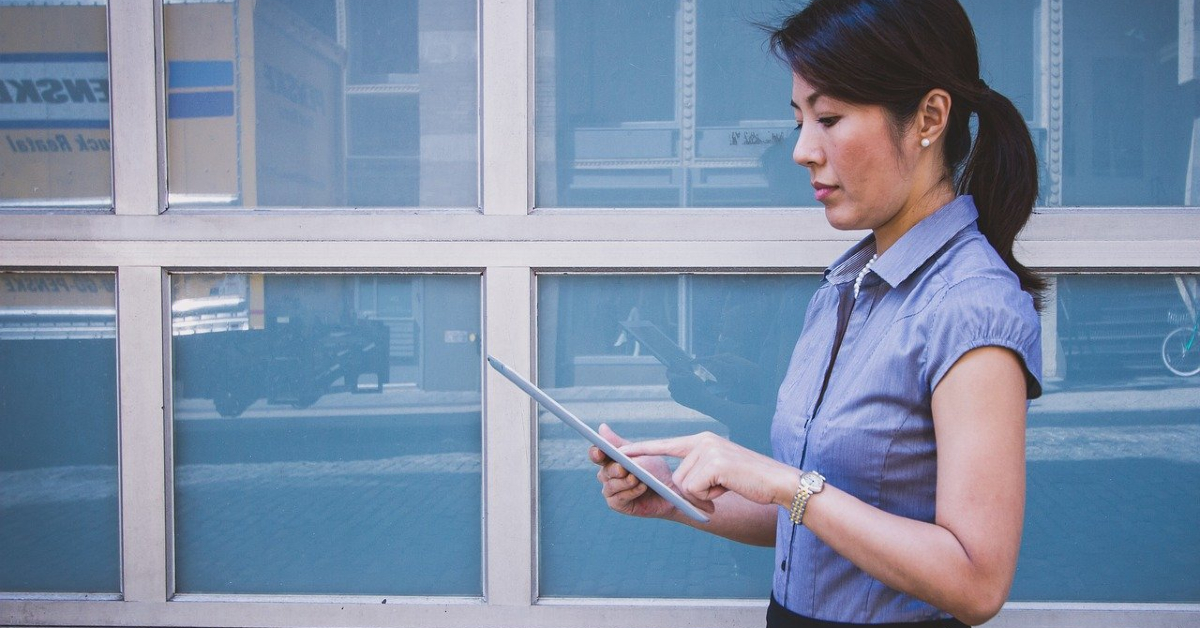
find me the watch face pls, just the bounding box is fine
[800,472,824,492]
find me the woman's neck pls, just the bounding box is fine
[873,182,957,256]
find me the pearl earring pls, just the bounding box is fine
[920,138,931,148]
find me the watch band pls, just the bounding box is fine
[788,470,825,525]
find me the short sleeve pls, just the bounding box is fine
[922,276,1043,399]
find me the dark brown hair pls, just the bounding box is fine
[770,0,1045,306]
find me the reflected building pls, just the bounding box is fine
[164,0,477,209]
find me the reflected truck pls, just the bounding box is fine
[172,274,389,418]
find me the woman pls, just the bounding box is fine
[591,0,1043,625]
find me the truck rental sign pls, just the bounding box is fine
[0,0,114,206]
[0,52,109,130]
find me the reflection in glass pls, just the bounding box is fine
[537,274,819,597]
[1018,275,1200,602]
[163,0,477,209]
[0,273,118,593]
[0,2,112,208]
[536,1,1197,208]
[535,0,800,208]
[1059,0,1195,206]
[171,273,482,595]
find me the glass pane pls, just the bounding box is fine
[1017,275,1200,602]
[535,0,799,208]
[537,274,820,597]
[0,272,118,593]
[0,1,112,209]
[1058,0,1194,206]
[163,0,477,209]
[171,273,481,595]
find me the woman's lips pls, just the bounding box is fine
[813,183,837,202]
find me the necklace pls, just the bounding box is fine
[853,254,878,299]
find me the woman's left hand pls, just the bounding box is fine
[621,432,797,509]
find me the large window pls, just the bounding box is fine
[534,0,797,208]
[170,273,482,595]
[162,0,477,209]
[0,272,118,594]
[0,0,1196,627]
[0,1,112,209]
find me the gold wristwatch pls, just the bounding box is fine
[788,470,825,525]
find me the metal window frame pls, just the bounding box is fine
[1,0,1198,626]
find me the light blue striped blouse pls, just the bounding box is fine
[770,195,1042,623]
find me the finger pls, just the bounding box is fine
[601,471,644,497]
[597,466,622,486]
[672,451,711,501]
[692,494,718,514]
[604,460,629,479]
[588,445,610,465]
[598,423,628,447]
[669,473,718,514]
[682,467,726,504]
[601,469,640,492]
[605,481,650,506]
[672,450,699,490]
[602,475,643,498]
[672,452,724,507]
[620,435,699,459]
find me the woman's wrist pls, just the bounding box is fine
[773,465,805,510]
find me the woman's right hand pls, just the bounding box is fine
[590,423,678,520]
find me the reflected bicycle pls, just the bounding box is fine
[1162,276,1200,377]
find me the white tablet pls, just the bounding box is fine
[487,355,710,523]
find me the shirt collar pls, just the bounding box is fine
[825,195,979,288]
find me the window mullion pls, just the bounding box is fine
[483,267,535,604]
[109,0,165,216]
[480,0,531,215]
[117,266,170,602]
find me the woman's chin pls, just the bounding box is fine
[823,206,865,232]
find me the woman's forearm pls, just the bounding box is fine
[670,491,778,547]
[794,483,1018,625]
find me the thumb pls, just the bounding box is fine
[598,423,629,447]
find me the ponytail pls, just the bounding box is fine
[958,85,1046,309]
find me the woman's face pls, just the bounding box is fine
[790,74,923,236]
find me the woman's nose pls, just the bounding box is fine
[792,126,821,168]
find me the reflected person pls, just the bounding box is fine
[666,283,807,455]
[592,1,1043,626]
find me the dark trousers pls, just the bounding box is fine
[768,594,969,628]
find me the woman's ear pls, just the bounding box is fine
[916,88,952,148]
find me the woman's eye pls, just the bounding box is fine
[817,116,840,127]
